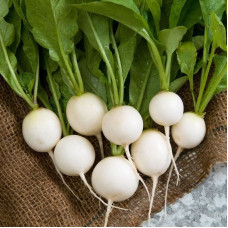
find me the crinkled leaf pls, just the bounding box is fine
[210,12,227,51]
[169,0,186,28]
[177,42,197,76]
[25,0,78,62]
[158,26,187,54]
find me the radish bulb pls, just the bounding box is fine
[131,129,171,226]
[53,135,125,210]
[22,108,80,199]
[149,91,184,182]
[102,105,150,199]
[171,112,206,149]
[22,108,62,152]
[164,112,206,216]
[91,156,139,227]
[66,92,107,159]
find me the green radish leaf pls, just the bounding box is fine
[104,0,140,14]
[72,0,151,39]
[84,38,107,83]
[169,0,186,28]
[18,72,35,95]
[79,57,107,103]
[12,0,30,27]
[177,42,197,76]
[0,0,9,18]
[117,24,137,81]
[192,36,204,50]
[178,0,202,29]
[25,0,78,63]
[214,72,227,95]
[199,54,227,112]
[129,39,160,119]
[170,76,188,93]
[0,18,19,95]
[210,12,227,51]
[159,0,173,30]
[170,54,180,82]
[146,0,161,33]
[0,18,14,46]
[38,85,52,109]
[21,25,39,74]
[38,83,52,110]
[78,12,114,69]
[5,5,21,52]
[158,26,187,55]
[199,0,226,28]
[194,59,204,74]
[49,71,62,100]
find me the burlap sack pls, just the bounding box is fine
[0,76,226,227]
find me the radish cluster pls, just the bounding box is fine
[21,90,207,227]
[4,0,223,225]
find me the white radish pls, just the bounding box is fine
[149,91,184,182]
[91,156,139,227]
[22,108,62,152]
[131,129,171,226]
[66,92,107,158]
[102,105,149,199]
[53,135,125,210]
[22,108,79,200]
[164,112,206,216]
[171,112,206,149]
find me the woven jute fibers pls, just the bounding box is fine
[0,76,227,227]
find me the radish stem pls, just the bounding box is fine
[148,176,158,226]
[164,146,183,218]
[80,173,127,211]
[96,133,104,159]
[104,199,113,227]
[124,145,150,201]
[164,126,180,182]
[48,150,81,201]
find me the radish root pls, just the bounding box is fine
[124,145,150,201]
[104,199,113,227]
[79,173,127,211]
[48,150,81,201]
[164,126,180,183]
[164,146,183,219]
[96,133,104,159]
[148,176,158,227]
